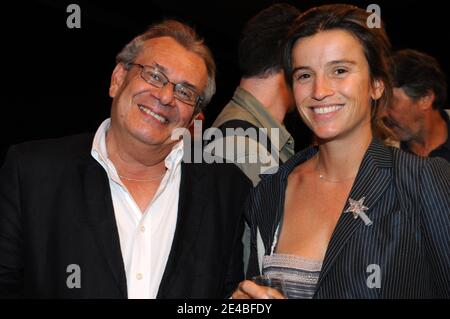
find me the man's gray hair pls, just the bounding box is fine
[116,19,216,113]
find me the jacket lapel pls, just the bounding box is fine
[157,162,207,298]
[316,140,393,289]
[77,156,128,298]
[254,147,318,256]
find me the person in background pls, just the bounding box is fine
[208,3,302,185]
[205,3,301,274]
[380,49,450,161]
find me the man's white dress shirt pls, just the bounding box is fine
[91,119,183,299]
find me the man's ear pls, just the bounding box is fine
[419,90,436,111]
[109,63,128,98]
[188,112,200,127]
[371,78,385,101]
[188,111,205,130]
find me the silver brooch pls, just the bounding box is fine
[345,197,372,226]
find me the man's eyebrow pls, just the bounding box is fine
[152,62,167,73]
[153,62,200,91]
[292,66,311,74]
[326,59,357,66]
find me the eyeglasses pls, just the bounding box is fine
[128,63,203,108]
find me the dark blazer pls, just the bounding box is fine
[247,139,450,298]
[0,133,252,298]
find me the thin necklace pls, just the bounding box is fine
[118,172,165,182]
[316,153,356,183]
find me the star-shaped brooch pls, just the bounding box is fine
[344,197,373,226]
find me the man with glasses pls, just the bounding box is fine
[0,20,251,298]
[129,63,204,108]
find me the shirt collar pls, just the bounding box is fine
[91,118,111,167]
[91,118,184,181]
[164,139,184,171]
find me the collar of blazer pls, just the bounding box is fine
[318,140,392,286]
[250,138,393,288]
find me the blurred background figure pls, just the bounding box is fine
[206,3,301,275]
[209,3,302,186]
[381,49,449,161]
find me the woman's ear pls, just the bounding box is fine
[109,63,128,98]
[371,78,385,101]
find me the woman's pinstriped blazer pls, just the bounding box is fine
[246,139,450,298]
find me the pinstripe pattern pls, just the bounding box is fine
[246,139,450,298]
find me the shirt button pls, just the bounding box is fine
[136,273,143,280]
[140,225,146,233]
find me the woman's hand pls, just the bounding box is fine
[231,280,286,299]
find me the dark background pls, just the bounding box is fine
[2,0,449,159]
